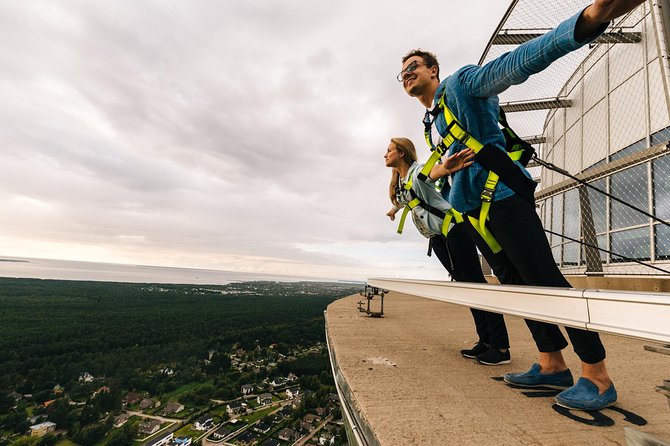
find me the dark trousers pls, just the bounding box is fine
[462,194,606,364]
[430,223,510,349]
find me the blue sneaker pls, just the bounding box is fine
[503,363,574,390]
[555,378,617,410]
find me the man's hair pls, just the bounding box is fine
[402,49,440,80]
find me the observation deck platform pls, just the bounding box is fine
[325,292,670,445]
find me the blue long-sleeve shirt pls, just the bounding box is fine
[431,8,608,212]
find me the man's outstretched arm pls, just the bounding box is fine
[461,0,646,98]
[576,0,646,42]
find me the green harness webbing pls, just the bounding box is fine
[420,94,532,254]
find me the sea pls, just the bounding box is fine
[0,256,341,286]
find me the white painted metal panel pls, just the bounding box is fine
[554,103,566,138]
[646,8,659,63]
[583,100,608,168]
[550,136,565,188]
[583,59,608,112]
[368,278,670,343]
[565,121,582,174]
[367,278,590,329]
[583,289,670,342]
[566,80,583,129]
[609,41,645,90]
[649,59,670,132]
[610,70,647,150]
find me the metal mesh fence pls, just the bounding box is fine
[480,0,670,275]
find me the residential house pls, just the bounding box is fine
[145,431,173,446]
[278,428,297,442]
[113,413,131,428]
[226,401,243,415]
[253,422,271,434]
[235,430,257,445]
[241,384,254,395]
[268,414,283,425]
[162,401,184,415]
[28,415,47,425]
[93,386,110,397]
[123,392,143,406]
[285,386,301,399]
[28,422,56,437]
[259,439,281,446]
[138,419,161,436]
[315,407,326,419]
[193,414,213,431]
[78,372,94,383]
[43,400,57,409]
[211,426,232,440]
[319,432,335,446]
[170,436,192,446]
[269,377,285,388]
[304,414,318,425]
[140,398,159,411]
[279,406,293,417]
[299,421,313,433]
[256,393,273,406]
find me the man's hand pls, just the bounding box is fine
[445,148,475,172]
[577,0,645,41]
[429,148,475,180]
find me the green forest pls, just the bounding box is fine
[0,278,360,445]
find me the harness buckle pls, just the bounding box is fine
[480,187,495,202]
[445,120,471,146]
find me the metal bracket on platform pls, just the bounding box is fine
[357,285,387,318]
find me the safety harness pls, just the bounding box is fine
[395,165,464,239]
[413,94,537,253]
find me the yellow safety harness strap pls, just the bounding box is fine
[476,149,525,235]
[465,149,524,254]
[396,197,421,234]
[467,215,503,253]
[440,208,464,236]
[419,96,485,182]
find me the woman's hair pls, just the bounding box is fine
[388,137,418,207]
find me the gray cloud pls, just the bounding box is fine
[0,0,509,280]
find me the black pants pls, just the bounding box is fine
[462,194,606,364]
[430,223,510,349]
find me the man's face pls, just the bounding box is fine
[400,56,436,97]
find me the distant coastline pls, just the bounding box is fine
[0,255,351,285]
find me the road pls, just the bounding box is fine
[124,410,181,424]
[293,415,333,446]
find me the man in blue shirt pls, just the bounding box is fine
[399,0,645,410]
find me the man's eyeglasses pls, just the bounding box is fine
[397,61,425,82]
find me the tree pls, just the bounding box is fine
[38,434,57,446]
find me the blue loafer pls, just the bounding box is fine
[503,363,574,390]
[555,377,617,411]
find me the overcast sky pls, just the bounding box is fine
[0,0,514,281]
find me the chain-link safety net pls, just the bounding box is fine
[479,0,670,276]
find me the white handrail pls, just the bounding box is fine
[367,278,670,344]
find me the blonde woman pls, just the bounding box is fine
[385,137,511,365]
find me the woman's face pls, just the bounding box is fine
[384,142,403,168]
